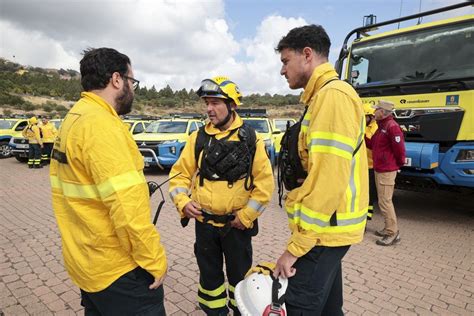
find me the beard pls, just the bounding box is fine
[115,83,134,115]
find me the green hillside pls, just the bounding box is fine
[0,58,302,118]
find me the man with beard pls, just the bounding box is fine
[50,48,167,315]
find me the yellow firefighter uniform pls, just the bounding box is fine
[23,118,43,168]
[169,113,274,228]
[22,122,42,145]
[364,104,378,220]
[40,121,57,143]
[285,63,369,257]
[169,113,274,313]
[50,92,167,292]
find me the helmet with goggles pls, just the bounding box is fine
[197,76,242,106]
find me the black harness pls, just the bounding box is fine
[277,78,363,207]
[195,124,257,190]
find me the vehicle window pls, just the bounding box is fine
[133,123,144,134]
[146,121,188,133]
[349,21,474,87]
[52,121,62,129]
[0,120,17,129]
[275,120,294,131]
[15,121,28,131]
[197,122,204,127]
[189,122,198,133]
[242,119,269,133]
[144,122,151,129]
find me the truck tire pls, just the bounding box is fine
[0,141,12,158]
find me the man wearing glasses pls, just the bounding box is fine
[50,47,167,315]
[169,76,274,315]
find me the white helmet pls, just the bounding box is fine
[235,263,288,316]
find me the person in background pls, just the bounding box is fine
[365,100,406,246]
[50,47,167,315]
[364,103,378,222]
[22,116,43,169]
[39,116,57,164]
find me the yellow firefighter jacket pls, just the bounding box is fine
[22,124,42,145]
[40,122,58,143]
[365,119,378,169]
[50,92,167,292]
[169,113,274,228]
[285,63,369,257]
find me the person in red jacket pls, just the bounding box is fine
[365,100,406,246]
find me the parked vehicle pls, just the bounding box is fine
[237,109,277,166]
[336,2,474,190]
[134,114,204,169]
[271,118,296,158]
[0,118,28,158]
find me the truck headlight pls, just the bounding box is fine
[456,149,474,162]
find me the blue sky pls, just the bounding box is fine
[224,0,472,64]
[0,0,471,94]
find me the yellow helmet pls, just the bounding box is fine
[197,76,243,106]
[29,116,38,124]
[363,103,375,115]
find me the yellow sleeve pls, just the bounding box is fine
[169,132,198,217]
[34,126,43,145]
[83,122,167,279]
[287,89,362,257]
[237,134,274,228]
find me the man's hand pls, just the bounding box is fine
[149,273,166,290]
[273,250,298,279]
[230,212,246,230]
[183,201,202,218]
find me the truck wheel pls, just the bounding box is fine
[0,141,12,158]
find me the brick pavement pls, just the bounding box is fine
[0,157,473,315]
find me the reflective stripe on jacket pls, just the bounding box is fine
[285,63,369,257]
[40,122,57,143]
[169,113,274,229]
[22,124,42,145]
[365,119,378,169]
[50,92,167,292]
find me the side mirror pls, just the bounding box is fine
[273,130,281,135]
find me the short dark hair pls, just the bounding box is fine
[80,47,131,91]
[276,24,331,57]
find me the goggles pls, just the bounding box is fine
[197,79,229,99]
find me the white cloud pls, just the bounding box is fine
[0,0,309,95]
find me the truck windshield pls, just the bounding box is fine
[349,20,474,87]
[146,121,187,133]
[243,119,269,133]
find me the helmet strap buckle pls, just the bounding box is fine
[263,303,286,316]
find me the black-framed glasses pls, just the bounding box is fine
[123,75,140,91]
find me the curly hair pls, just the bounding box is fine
[80,48,131,91]
[276,24,331,57]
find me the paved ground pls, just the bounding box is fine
[0,157,473,315]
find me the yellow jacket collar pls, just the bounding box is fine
[205,112,244,136]
[81,92,119,118]
[300,62,339,105]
